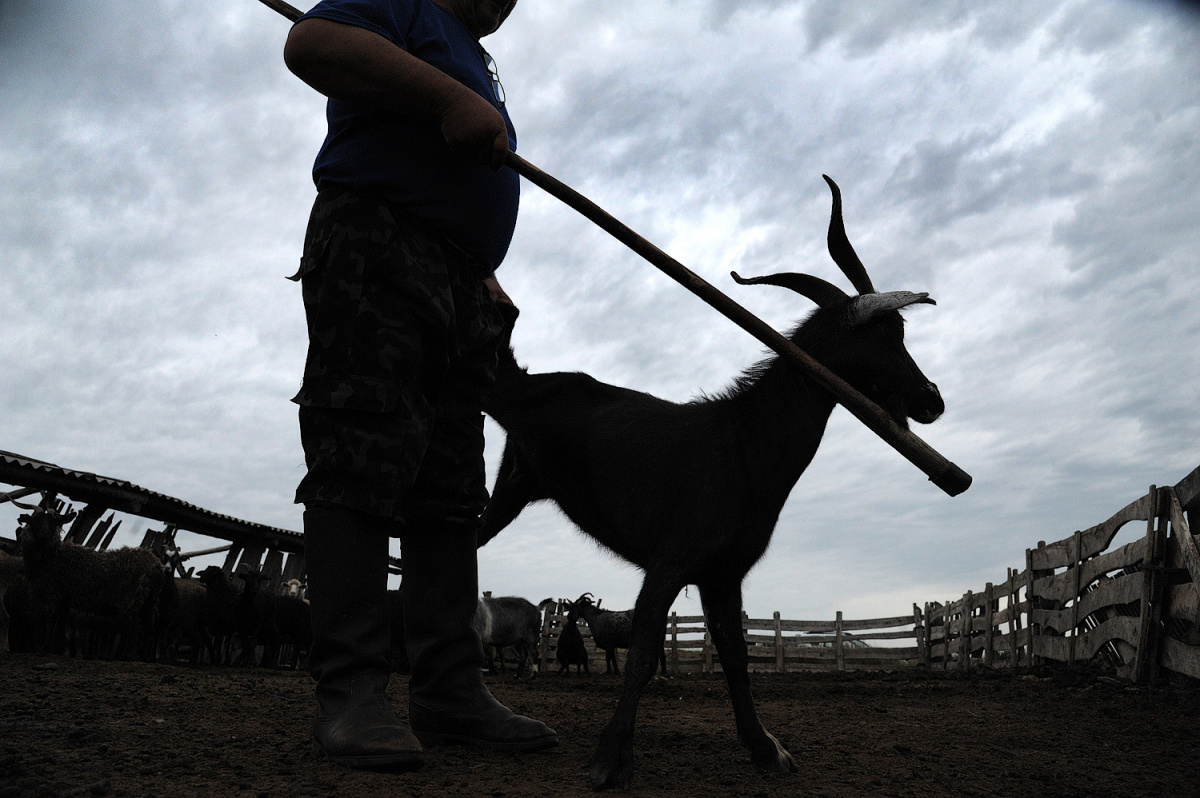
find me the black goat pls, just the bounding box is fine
[479,177,946,789]
[555,601,589,676]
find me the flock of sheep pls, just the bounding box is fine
[0,501,633,677]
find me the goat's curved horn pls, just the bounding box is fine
[823,175,875,295]
[731,270,849,308]
[847,291,936,326]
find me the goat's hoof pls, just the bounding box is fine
[588,745,633,790]
[750,731,797,773]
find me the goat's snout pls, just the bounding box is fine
[911,381,944,424]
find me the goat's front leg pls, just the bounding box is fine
[699,580,797,774]
[477,443,544,547]
[590,567,684,790]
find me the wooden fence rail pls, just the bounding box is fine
[536,602,924,676]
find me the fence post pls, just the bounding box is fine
[1026,547,1040,668]
[670,611,679,675]
[1133,486,1167,684]
[941,602,952,671]
[1069,529,1083,667]
[835,611,845,672]
[704,623,713,674]
[983,583,995,668]
[1006,568,1019,669]
[538,601,558,669]
[774,611,784,673]
[960,590,973,672]
[914,603,928,667]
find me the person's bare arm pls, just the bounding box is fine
[284,18,510,168]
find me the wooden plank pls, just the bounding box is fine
[1027,493,1153,572]
[67,503,107,545]
[1079,537,1149,587]
[1075,615,1141,663]
[1133,487,1164,684]
[1004,569,1018,669]
[670,612,680,674]
[1165,491,1200,629]
[1166,583,1200,626]
[1159,635,1200,680]
[1032,633,1072,662]
[942,602,953,671]
[983,583,996,668]
[1033,572,1144,630]
[773,611,783,674]
[914,604,928,667]
[1077,491,1156,562]
[1173,463,1200,511]
[99,518,122,551]
[835,611,845,672]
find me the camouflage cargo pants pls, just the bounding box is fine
[290,189,507,527]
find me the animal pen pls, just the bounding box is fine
[4,448,1200,685]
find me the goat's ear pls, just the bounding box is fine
[846,291,936,326]
[731,271,848,308]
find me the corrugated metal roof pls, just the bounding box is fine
[0,448,301,546]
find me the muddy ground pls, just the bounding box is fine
[1,655,1198,798]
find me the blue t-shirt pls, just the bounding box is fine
[298,0,519,272]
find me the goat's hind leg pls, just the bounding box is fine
[590,567,685,790]
[699,580,797,774]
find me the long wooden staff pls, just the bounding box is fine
[256,0,972,497]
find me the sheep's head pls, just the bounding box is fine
[196,565,228,588]
[731,175,944,430]
[14,505,77,571]
[15,505,76,545]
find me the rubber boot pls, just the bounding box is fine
[401,523,558,752]
[305,504,424,770]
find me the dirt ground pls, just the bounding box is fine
[1,656,1199,798]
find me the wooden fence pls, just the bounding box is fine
[922,463,1200,683]
[535,464,1200,683]
[536,602,923,676]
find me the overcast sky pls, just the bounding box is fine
[2,0,1198,625]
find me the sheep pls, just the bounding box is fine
[473,595,542,678]
[16,504,169,662]
[273,592,312,669]
[555,600,589,676]
[158,577,209,665]
[1,570,35,655]
[570,593,667,676]
[196,565,239,665]
[232,568,280,667]
[282,578,307,601]
[0,551,23,657]
[479,177,946,789]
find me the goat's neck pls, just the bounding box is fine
[723,336,839,480]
